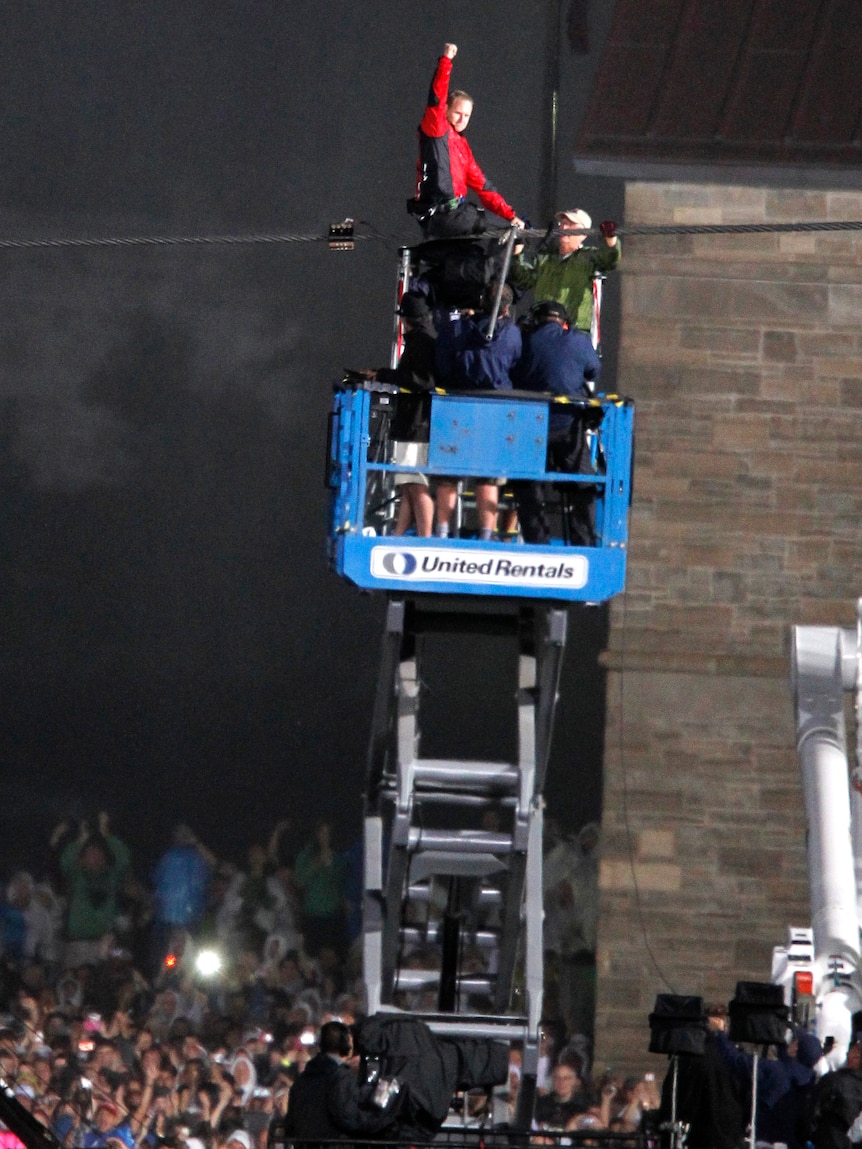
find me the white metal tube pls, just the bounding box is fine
[390,248,411,369]
[749,1051,758,1149]
[794,625,859,961]
[792,621,862,1064]
[849,607,862,927]
[800,732,859,958]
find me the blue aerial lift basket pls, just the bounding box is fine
[326,380,634,602]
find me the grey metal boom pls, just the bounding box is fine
[362,594,569,1128]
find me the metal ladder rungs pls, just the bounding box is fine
[363,595,569,1133]
[402,1011,530,1042]
[382,789,517,810]
[406,852,508,882]
[407,884,503,906]
[411,758,521,794]
[401,926,500,948]
[407,828,515,854]
[394,970,494,995]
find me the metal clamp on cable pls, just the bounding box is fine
[328,218,355,251]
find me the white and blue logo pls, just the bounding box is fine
[369,545,588,589]
[379,551,418,576]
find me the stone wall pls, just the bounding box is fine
[594,182,862,1073]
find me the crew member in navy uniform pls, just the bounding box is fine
[511,300,602,546]
[434,282,521,540]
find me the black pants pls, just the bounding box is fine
[514,420,598,546]
[420,202,486,240]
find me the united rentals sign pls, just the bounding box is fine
[369,545,589,590]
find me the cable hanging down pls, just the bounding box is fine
[2,216,862,254]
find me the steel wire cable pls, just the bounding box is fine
[0,230,378,252]
[2,216,862,253]
[599,218,862,236]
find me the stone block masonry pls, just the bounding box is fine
[593,183,862,1074]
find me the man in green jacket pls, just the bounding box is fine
[510,209,620,335]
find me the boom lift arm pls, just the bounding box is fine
[773,600,862,1065]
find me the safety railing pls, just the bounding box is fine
[326,381,634,602]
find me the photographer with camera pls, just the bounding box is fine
[282,1021,397,1149]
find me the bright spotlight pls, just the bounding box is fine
[195,949,223,977]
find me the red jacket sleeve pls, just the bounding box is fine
[460,139,516,221]
[419,55,451,139]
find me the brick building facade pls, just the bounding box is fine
[593,180,862,1072]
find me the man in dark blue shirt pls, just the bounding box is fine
[435,282,521,540]
[512,301,602,546]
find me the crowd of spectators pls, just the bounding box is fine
[0,811,658,1149]
[8,811,862,1149]
[0,813,363,1149]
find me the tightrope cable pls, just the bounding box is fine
[591,219,862,237]
[0,229,382,252]
[3,216,862,253]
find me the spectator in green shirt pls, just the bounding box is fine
[59,815,130,966]
[294,821,346,961]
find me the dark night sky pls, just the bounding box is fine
[0,1,622,875]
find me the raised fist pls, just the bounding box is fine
[600,220,616,239]
[443,43,457,59]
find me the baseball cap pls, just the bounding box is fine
[532,300,570,325]
[795,1031,823,1068]
[555,209,592,231]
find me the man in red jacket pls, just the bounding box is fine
[413,43,524,239]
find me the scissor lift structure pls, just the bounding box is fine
[361,593,570,1126]
[326,246,634,1128]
